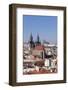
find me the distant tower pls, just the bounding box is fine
[29,33,35,48]
[36,34,41,45]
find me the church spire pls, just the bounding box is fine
[29,33,35,48]
[36,34,41,45]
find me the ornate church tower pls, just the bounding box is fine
[29,33,35,48]
[36,34,41,46]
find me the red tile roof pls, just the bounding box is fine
[35,45,44,50]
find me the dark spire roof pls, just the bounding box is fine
[36,34,41,45]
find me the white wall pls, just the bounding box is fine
[0,0,68,90]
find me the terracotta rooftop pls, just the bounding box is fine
[34,45,44,50]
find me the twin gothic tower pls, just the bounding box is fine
[29,33,41,48]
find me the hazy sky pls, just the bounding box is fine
[23,15,57,44]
